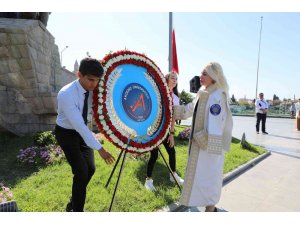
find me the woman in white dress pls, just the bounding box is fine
[174,62,233,212]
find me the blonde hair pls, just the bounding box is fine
[204,62,229,95]
[165,71,179,97]
[164,71,178,80]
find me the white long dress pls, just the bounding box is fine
[175,85,233,207]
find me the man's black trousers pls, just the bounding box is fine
[256,113,267,132]
[54,125,95,212]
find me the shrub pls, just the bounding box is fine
[33,131,57,147]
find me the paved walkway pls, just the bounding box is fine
[175,116,300,212]
[231,116,300,158]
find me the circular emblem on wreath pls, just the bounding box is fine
[122,83,152,122]
[93,50,173,154]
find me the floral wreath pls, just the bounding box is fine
[93,50,173,154]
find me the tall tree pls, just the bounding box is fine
[231,94,236,104]
[273,94,279,101]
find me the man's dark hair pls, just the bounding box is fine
[79,57,104,78]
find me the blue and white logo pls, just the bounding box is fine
[122,83,152,122]
[210,104,221,115]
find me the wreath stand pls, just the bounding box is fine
[105,149,181,212]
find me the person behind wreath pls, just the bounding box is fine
[290,102,296,119]
[255,92,269,134]
[296,98,300,131]
[54,58,115,212]
[144,71,184,191]
[173,62,233,212]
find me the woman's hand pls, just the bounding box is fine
[168,134,175,148]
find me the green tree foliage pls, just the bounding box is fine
[179,90,194,104]
[273,94,280,101]
[231,94,237,104]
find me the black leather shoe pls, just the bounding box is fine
[214,207,218,212]
[65,198,73,212]
[262,131,268,134]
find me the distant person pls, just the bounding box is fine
[290,102,296,119]
[173,62,233,212]
[144,71,184,191]
[255,92,269,134]
[176,99,184,125]
[296,98,300,131]
[54,58,115,212]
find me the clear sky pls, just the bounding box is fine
[4,0,299,101]
[47,12,300,101]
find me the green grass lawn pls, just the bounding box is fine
[0,126,266,212]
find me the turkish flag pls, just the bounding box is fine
[172,29,179,74]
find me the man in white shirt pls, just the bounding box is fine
[255,92,269,134]
[54,57,115,212]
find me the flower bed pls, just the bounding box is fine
[0,184,13,203]
[178,127,191,140]
[17,145,64,167]
[16,131,65,167]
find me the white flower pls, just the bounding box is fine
[106,61,112,68]
[116,55,123,62]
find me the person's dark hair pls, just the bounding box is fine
[79,57,104,78]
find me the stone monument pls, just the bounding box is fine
[0,17,76,135]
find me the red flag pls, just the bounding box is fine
[172,29,179,74]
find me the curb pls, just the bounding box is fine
[164,151,271,212]
[223,150,271,185]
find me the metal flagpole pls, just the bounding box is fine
[169,12,173,71]
[255,16,263,104]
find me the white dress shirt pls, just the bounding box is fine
[56,79,102,150]
[255,99,269,114]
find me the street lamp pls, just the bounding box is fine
[255,16,263,103]
[60,45,69,67]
